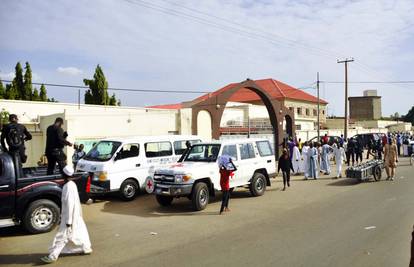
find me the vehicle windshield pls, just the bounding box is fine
[83,141,122,162]
[184,144,221,162]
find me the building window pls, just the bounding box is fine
[289,107,294,112]
[313,109,317,116]
[295,124,301,130]
[305,108,310,116]
[322,110,325,115]
[297,107,302,115]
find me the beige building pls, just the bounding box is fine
[349,90,382,120]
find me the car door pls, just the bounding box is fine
[0,157,15,219]
[220,144,240,187]
[112,143,140,189]
[237,142,258,185]
[255,140,276,175]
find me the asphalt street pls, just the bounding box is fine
[1,158,414,267]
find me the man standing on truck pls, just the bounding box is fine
[41,165,92,264]
[45,117,72,175]
[0,114,32,165]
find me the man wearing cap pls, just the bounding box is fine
[0,114,32,164]
[41,165,92,264]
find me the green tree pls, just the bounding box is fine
[14,62,24,100]
[5,81,18,100]
[403,106,414,124]
[83,65,118,105]
[39,84,47,101]
[32,88,40,101]
[0,108,9,129]
[23,62,33,100]
[0,80,4,99]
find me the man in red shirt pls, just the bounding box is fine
[218,155,237,215]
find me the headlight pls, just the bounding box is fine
[93,171,108,181]
[175,174,192,183]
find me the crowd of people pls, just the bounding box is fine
[279,132,414,185]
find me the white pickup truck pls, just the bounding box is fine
[150,138,276,211]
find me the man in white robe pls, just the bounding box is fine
[307,143,319,180]
[320,142,331,175]
[41,165,92,264]
[291,144,301,174]
[301,142,310,179]
[333,143,346,178]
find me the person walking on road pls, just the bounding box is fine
[278,149,294,191]
[355,138,363,164]
[320,141,331,175]
[291,143,301,174]
[0,114,32,165]
[306,142,318,180]
[346,138,356,166]
[41,165,92,264]
[384,138,398,181]
[218,155,236,215]
[45,117,73,175]
[333,142,346,178]
[301,142,310,179]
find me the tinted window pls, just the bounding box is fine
[0,159,2,176]
[174,139,201,155]
[117,144,139,160]
[256,141,273,157]
[222,145,238,161]
[145,142,173,158]
[239,143,255,160]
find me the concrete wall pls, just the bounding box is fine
[349,96,382,120]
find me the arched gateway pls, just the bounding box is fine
[191,79,295,158]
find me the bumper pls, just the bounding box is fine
[89,181,111,195]
[154,183,193,197]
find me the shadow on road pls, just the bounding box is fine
[0,226,28,237]
[0,253,44,266]
[327,178,362,186]
[99,189,255,218]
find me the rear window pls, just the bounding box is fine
[256,141,273,157]
[239,143,255,160]
[145,142,173,158]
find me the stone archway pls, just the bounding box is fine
[196,110,212,140]
[284,115,293,138]
[190,79,295,157]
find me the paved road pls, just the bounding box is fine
[1,158,413,267]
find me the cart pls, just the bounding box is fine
[345,159,384,182]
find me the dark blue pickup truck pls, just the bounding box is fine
[0,150,90,234]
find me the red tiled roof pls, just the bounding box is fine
[147,103,183,109]
[147,78,327,109]
[194,78,328,105]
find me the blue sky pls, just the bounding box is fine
[0,0,413,116]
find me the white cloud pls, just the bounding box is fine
[1,0,414,115]
[0,72,15,80]
[57,67,83,76]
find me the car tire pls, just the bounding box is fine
[156,195,174,206]
[23,199,60,234]
[120,179,139,201]
[191,182,209,211]
[250,173,266,197]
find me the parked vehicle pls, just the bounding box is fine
[351,133,385,149]
[76,135,201,201]
[307,135,341,145]
[0,151,89,234]
[151,138,276,211]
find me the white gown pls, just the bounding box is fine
[291,146,301,174]
[333,146,346,178]
[301,145,309,178]
[48,180,92,260]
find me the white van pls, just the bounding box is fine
[76,135,201,201]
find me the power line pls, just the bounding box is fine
[321,81,414,84]
[0,80,211,94]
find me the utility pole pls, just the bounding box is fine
[337,58,354,139]
[317,72,320,142]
